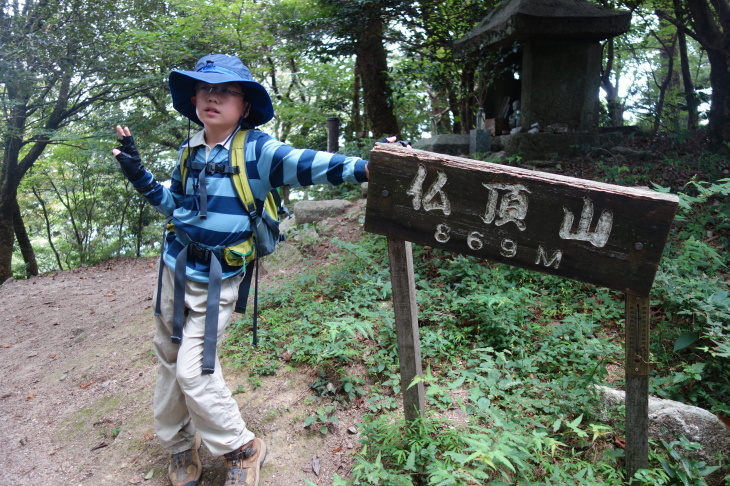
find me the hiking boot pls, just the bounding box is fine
[223,438,267,486]
[168,434,202,486]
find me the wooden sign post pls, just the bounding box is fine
[364,143,679,481]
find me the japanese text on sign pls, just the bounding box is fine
[407,163,615,270]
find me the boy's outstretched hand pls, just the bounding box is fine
[112,125,146,182]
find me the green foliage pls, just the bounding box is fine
[221,171,727,481]
[304,404,339,434]
[650,178,730,415]
[344,408,627,486]
[16,137,163,275]
[634,436,721,486]
[295,181,363,202]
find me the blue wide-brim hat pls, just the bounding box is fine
[169,54,274,127]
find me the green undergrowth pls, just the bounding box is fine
[222,177,728,485]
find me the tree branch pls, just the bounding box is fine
[708,0,730,31]
[655,9,707,47]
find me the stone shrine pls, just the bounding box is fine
[447,0,632,159]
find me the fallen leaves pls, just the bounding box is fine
[125,469,156,484]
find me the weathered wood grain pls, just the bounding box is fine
[365,144,679,296]
[387,238,425,421]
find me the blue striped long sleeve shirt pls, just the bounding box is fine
[129,129,368,282]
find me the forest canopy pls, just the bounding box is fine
[1,0,729,278]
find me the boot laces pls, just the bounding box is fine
[228,442,256,461]
[171,449,192,469]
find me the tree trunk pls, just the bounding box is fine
[136,199,145,258]
[459,60,477,134]
[673,0,699,131]
[677,29,699,130]
[13,199,39,277]
[447,85,461,134]
[0,197,16,282]
[706,49,730,149]
[601,39,626,126]
[355,12,399,139]
[352,65,364,139]
[424,82,450,134]
[32,186,64,271]
[681,0,730,149]
[651,30,678,134]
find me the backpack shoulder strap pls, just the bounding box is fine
[178,140,192,192]
[229,130,255,212]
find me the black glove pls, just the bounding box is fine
[114,135,146,181]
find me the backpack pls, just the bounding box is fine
[178,129,288,265]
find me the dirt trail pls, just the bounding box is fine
[0,209,368,486]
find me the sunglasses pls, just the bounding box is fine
[194,85,245,98]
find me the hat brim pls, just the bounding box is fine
[169,70,274,127]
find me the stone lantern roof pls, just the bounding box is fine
[455,0,631,53]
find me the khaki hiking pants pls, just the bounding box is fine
[152,264,254,456]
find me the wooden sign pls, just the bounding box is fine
[365,144,679,296]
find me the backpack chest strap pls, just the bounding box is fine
[186,159,240,175]
[184,158,240,219]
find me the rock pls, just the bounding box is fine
[470,129,491,156]
[594,385,730,485]
[290,225,319,247]
[610,145,655,161]
[71,327,85,338]
[502,131,622,160]
[262,198,365,273]
[545,123,569,134]
[293,200,353,225]
[412,134,470,156]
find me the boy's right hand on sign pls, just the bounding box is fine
[112,125,146,181]
[379,135,411,148]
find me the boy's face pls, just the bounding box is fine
[191,81,251,132]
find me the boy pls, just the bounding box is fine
[112,54,368,486]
